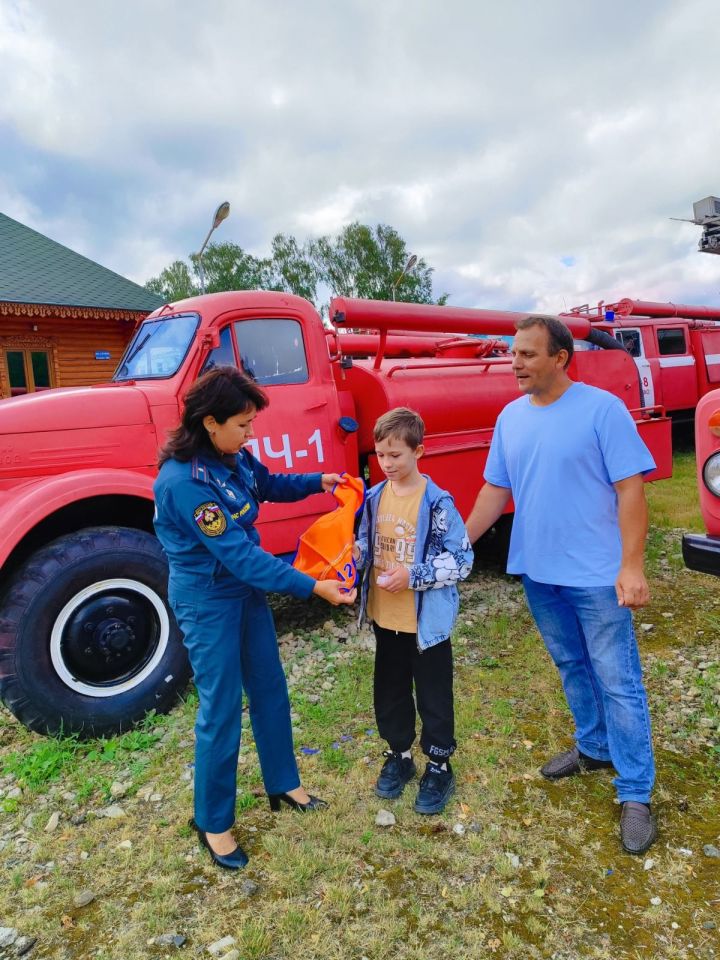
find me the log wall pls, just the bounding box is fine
[0,307,142,398]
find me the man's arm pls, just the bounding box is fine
[465,482,512,544]
[614,473,650,610]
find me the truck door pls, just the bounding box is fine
[203,316,335,556]
[613,327,655,406]
[700,330,720,390]
[655,326,696,413]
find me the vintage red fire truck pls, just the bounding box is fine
[565,298,720,423]
[682,388,720,575]
[0,292,671,736]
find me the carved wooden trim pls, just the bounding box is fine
[1,335,56,350]
[0,301,149,323]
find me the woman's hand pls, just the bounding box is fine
[313,579,357,605]
[321,473,347,493]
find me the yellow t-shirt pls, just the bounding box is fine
[367,479,426,633]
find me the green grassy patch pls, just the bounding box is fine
[646,448,703,531]
[0,473,717,959]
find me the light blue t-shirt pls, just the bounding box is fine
[484,382,656,587]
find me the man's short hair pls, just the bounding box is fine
[516,314,574,369]
[373,407,425,449]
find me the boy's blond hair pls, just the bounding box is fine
[373,407,425,450]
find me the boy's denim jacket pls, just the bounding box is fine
[355,475,473,651]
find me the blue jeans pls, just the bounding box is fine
[522,576,655,803]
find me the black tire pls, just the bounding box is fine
[0,527,191,737]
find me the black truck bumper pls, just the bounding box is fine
[682,533,720,577]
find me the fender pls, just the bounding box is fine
[0,469,155,566]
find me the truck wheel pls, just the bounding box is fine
[0,527,191,737]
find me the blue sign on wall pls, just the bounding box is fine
[95,351,111,360]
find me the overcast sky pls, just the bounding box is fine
[2,0,720,312]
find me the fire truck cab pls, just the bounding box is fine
[565,299,720,423]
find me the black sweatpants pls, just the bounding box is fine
[373,624,456,761]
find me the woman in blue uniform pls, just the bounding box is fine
[154,366,356,870]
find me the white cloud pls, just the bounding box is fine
[295,186,365,236]
[1,0,719,310]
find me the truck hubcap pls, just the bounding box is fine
[50,579,170,698]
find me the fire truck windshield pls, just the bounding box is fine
[114,314,199,380]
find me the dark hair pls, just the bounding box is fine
[515,314,574,369]
[158,366,268,465]
[373,407,425,449]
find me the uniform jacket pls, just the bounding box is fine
[355,475,473,650]
[153,449,322,599]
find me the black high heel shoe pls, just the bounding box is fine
[189,818,249,870]
[267,792,328,812]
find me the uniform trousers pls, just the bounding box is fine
[170,580,300,833]
[373,624,456,760]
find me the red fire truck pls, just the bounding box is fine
[0,292,671,736]
[565,298,720,422]
[682,389,720,575]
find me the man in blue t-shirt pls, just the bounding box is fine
[466,315,657,855]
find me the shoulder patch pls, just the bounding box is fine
[191,458,209,482]
[193,501,227,537]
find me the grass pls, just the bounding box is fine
[1,713,166,800]
[645,448,703,531]
[0,449,718,959]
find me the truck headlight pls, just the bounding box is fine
[703,452,720,496]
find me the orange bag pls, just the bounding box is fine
[292,474,365,590]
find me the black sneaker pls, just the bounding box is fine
[414,761,455,815]
[375,750,417,799]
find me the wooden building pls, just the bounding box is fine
[0,213,164,398]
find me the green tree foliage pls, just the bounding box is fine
[190,243,273,294]
[145,242,300,303]
[145,260,197,301]
[145,223,446,306]
[311,222,446,304]
[267,233,320,304]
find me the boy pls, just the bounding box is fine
[354,408,473,814]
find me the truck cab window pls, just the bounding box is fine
[114,314,199,380]
[657,328,687,356]
[233,319,308,385]
[614,330,642,357]
[202,326,236,373]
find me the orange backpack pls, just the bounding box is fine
[292,474,365,590]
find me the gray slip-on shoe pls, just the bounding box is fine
[620,801,657,855]
[540,746,614,780]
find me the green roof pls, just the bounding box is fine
[0,212,164,312]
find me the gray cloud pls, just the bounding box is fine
[1,0,718,310]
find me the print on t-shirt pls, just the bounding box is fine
[374,513,417,569]
[368,480,425,633]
